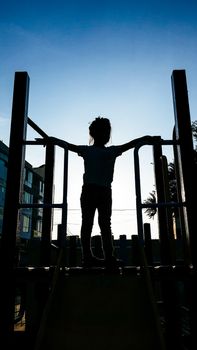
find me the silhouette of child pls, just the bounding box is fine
[45,117,154,268]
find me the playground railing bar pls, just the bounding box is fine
[140,201,186,209]
[18,203,65,209]
[27,117,48,138]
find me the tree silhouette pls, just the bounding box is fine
[144,120,197,219]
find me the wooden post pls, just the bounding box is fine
[172,69,197,349]
[68,236,78,267]
[161,155,176,264]
[153,141,172,264]
[171,70,197,267]
[41,143,55,266]
[0,72,29,341]
[119,235,127,264]
[143,223,153,265]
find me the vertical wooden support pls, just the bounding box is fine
[133,145,144,243]
[131,235,141,266]
[68,236,77,267]
[119,235,127,264]
[143,223,153,265]
[153,141,172,264]
[60,148,68,248]
[171,70,197,267]
[173,128,189,260]
[172,70,197,349]
[161,155,176,264]
[41,143,55,266]
[0,72,29,340]
[153,141,181,348]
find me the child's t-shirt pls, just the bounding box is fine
[77,145,122,188]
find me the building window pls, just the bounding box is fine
[23,215,30,233]
[33,220,42,238]
[0,185,6,205]
[23,191,33,204]
[0,206,4,234]
[37,219,42,233]
[0,159,7,180]
[24,168,33,188]
[37,199,43,217]
[39,181,44,195]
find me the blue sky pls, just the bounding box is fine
[0,1,197,238]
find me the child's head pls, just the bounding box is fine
[89,117,111,145]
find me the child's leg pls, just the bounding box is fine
[80,185,96,260]
[97,188,114,259]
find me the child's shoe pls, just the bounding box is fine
[105,256,124,270]
[82,255,105,268]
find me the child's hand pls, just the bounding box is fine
[143,136,162,144]
[151,136,162,143]
[142,135,154,144]
[35,136,57,145]
[35,137,67,149]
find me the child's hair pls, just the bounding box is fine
[89,117,111,145]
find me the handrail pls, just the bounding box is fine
[24,117,69,252]
[140,201,186,208]
[61,148,68,246]
[133,137,182,244]
[27,117,48,138]
[19,203,64,208]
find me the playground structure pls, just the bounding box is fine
[0,70,196,349]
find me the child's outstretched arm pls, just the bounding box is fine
[49,137,80,153]
[35,136,79,153]
[119,135,157,153]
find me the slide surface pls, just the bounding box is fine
[35,268,165,350]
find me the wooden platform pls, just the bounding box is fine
[34,267,165,350]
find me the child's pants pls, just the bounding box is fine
[80,184,114,259]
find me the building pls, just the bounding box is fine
[0,141,8,235]
[0,140,45,240]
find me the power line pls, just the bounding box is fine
[66,208,136,211]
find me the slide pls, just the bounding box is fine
[34,266,166,350]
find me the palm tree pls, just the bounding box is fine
[144,190,157,219]
[144,120,197,219]
[191,120,197,148]
[143,162,178,219]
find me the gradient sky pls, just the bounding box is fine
[0,1,197,238]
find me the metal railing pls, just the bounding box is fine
[22,118,69,253]
[133,137,185,247]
